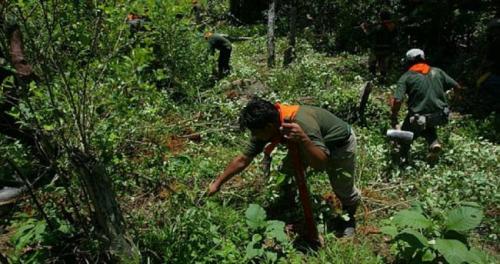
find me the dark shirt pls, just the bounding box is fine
[395,67,458,114]
[207,34,232,54]
[367,22,397,52]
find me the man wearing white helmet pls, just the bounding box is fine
[390,49,461,162]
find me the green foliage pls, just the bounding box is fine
[245,203,267,229]
[143,2,214,98]
[382,203,491,263]
[136,199,249,263]
[244,204,292,263]
[444,206,484,232]
[1,0,498,263]
[8,213,75,263]
[433,238,473,264]
[11,218,47,252]
[306,234,384,264]
[392,209,432,229]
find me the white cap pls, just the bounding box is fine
[406,48,425,61]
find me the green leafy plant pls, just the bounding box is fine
[244,204,292,263]
[381,202,490,264]
[9,213,74,264]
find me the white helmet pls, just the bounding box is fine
[406,48,425,62]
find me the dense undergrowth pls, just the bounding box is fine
[0,0,498,263]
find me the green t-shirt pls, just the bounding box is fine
[208,34,232,54]
[243,105,351,158]
[395,67,458,114]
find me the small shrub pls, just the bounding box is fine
[381,202,491,264]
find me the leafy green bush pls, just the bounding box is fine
[135,198,249,263]
[244,204,293,263]
[1,0,498,263]
[8,213,75,263]
[381,203,491,264]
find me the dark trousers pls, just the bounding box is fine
[399,115,439,158]
[368,49,390,79]
[218,48,231,77]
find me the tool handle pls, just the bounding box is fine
[288,142,319,244]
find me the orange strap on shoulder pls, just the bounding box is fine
[409,63,431,74]
[263,103,300,155]
[276,103,300,123]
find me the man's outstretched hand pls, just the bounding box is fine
[207,181,220,196]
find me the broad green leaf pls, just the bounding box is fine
[252,234,263,243]
[380,226,398,237]
[444,206,483,232]
[265,220,287,243]
[265,251,278,263]
[394,229,429,248]
[467,248,489,264]
[245,204,267,229]
[409,201,425,214]
[245,241,264,259]
[393,210,432,229]
[434,238,469,264]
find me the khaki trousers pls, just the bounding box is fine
[279,131,361,207]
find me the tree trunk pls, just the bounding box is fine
[283,1,297,67]
[70,150,140,262]
[267,0,277,68]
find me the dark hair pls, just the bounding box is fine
[239,97,279,131]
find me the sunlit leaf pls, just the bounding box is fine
[434,238,469,264]
[444,206,483,232]
[245,204,266,229]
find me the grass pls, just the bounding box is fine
[115,29,498,262]
[2,3,498,262]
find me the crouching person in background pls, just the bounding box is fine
[204,31,232,79]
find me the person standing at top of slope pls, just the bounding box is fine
[361,10,397,84]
